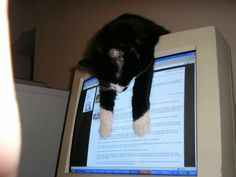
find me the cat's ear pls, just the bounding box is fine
[79,57,95,69]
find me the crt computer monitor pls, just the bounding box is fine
[70,51,196,176]
[56,26,235,177]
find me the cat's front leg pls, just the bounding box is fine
[132,66,153,136]
[99,89,116,138]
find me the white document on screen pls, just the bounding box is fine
[87,67,185,169]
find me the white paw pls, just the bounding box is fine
[99,107,113,139]
[133,111,150,137]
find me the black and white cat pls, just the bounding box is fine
[79,14,169,138]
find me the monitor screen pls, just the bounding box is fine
[69,51,197,176]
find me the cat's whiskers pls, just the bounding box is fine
[135,62,153,79]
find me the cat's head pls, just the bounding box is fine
[79,46,142,93]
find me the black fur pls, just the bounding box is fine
[79,13,169,137]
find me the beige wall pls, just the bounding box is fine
[34,0,236,100]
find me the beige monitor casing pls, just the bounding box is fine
[56,26,235,177]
